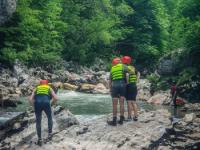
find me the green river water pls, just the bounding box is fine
[0,90,172,122]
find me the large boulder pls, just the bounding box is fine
[157,49,183,75]
[79,83,96,93]
[137,79,152,101]
[63,83,78,91]
[0,0,17,25]
[50,82,63,89]
[90,58,107,71]
[55,109,79,130]
[93,83,109,94]
[147,90,171,105]
[157,59,175,75]
[94,71,110,88]
[0,85,20,107]
[183,113,196,123]
[66,71,83,84]
[0,106,79,145]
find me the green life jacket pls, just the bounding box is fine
[111,63,125,81]
[128,65,137,83]
[36,85,50,95]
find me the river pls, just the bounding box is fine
[0,90,171,123]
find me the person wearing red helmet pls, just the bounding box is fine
[112,57,121,65]
[29,79,58,146]
[121,56,140,121]
[107,57,135,126]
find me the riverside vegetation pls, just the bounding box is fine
[0,0,199,100]
[0,0,200,150]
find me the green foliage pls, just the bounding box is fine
[0,0,67,66]
[61,0,133,64]
[0,48,17,64]
[0,0,199,91]
[147,73,178,92]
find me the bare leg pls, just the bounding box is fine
[132,101,138,121]
[112,98,118,117]
[107,98,118,126]
[119,96,124,117]
[127,101,133,118]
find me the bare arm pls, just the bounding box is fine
[50,88,58,105]
[137,71,140,83]
[125,65,135,74]
[109,73,112,93]
[29,89,36,106]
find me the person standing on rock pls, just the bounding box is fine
[29,80,58,145]
[121,56,140,121]
[170,81,178,118]
[108,57,135,126]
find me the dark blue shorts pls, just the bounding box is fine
[111,80,126,98]
[126,83,137,101]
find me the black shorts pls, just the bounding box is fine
[111,80,126,98]
[126,83,137,101]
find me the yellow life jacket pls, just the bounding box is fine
[111,63,125,81]
[36,85,50,95]
[128,65,137,83]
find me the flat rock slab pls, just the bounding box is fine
[4,109,171,150]
[0,112,25,129]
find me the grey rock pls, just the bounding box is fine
[183,113,196,123]
[0,0,16,25]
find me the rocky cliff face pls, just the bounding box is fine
[0,0,16,25]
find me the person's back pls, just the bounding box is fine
[121,56,140,121]
[108,58,135,126]
[29,80,58,146]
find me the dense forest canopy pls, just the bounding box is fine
[0,0,199,76]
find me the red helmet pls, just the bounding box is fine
[40,80,48,85]
[121,56,132,64]
[112,57,120,65]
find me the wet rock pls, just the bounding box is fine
[0,99,17,107]
[63,83,78,91]
[79,83,96,93]
[50,82,63,89]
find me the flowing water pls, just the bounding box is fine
[0,90,171,124]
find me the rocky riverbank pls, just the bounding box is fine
[1,106,200,150]
[0,59,189,108]
[0,107,171,150]
[0,60,109,107]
